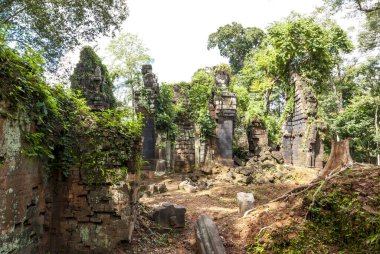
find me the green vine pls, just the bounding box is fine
[1,33,143,184]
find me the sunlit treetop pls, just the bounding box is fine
[0,0,129,68]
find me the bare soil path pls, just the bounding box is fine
[121,172,302,254]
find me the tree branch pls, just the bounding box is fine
[354,0,380,13]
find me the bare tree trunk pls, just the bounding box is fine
[263,88,272,114]
[332,70,343,142]
[320,139,353,177]
[375,103,379,165]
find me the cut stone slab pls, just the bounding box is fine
[152,202,186,228]
[237,192,255,216]
[194,214,226,254]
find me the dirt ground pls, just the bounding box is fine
[120,166,319,254]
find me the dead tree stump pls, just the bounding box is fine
[320,139,353,177]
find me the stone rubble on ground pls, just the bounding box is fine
[178,177,214,193]
[146,182,168,196]
[152,202,186,228]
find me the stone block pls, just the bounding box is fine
[194,214,226,254]
[152,203,186,228]
[237,192,255,216]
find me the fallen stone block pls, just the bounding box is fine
[178,180,188,190]
[271,151,284,164]
[152,202,186,228]
[157,183,167,193]
[183,183,198,193]
[233,156,245,166]
[194,214,226,254]
[148,183,167,195]
[237,192,255,216]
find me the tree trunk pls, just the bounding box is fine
[320,139,353,177]
[263,88,272,114]
[332,74,343,142]
[375,103,379,165]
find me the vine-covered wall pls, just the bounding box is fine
[0,41,143,253]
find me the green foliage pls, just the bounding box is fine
[247,171,380,253]
[154,67,219,142]
[187,68,215,113]
[319,56,380,162]
[70,46,116,108]
[0,0,128,66]
[0,34,142,184]
[207,22,265,72]
[196,108,216,141]
[187,68,216,140]
[323,0,379,50]
[333,95,379,163]
[257,15,353,90]
[105,32,152,104]
[230,71,283,146]
[79,109,143,184]
[156,84,178,141]
[234,15,353,147]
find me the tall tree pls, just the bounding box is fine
[323,0,379,50]
[234,15,353,146]
[105,32,152,105]
[243,16,353,97]
[0,0,128,66]
[207,22,264,73]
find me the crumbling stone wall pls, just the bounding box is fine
[174,120,196,170]
[0,110,139,253]
[48,169,134,253]
[282,74,323,168]
[0,113,48,254]
[247,120,268,155]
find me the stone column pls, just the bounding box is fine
[282,73,324,168]
[135,64,159,170]
[213,69,236,166]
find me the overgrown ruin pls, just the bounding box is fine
[282,74,324,169]
[0,48,141,253]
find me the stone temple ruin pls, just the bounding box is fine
[136,66,323,171]
[0,60,140,253]
[136,65,237,171]
[247,119,268,156]
[135,64,159,170]
[212,69,237,166]
[282,73,324,168]
[71,64,112,111]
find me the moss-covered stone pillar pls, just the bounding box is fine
[135,64,159,170]
[213,70,236,166]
